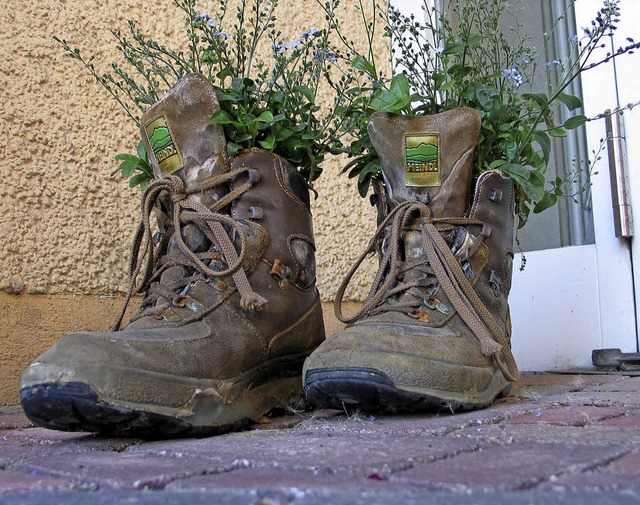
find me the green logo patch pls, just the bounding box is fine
[404,134,441,187]
[144,115,183,176]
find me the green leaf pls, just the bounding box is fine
[389,74,410,101]
[533,192,558,213]
[352,54,376,77]
[500,163,544,202]
[500,163,530,179]
[237,106,249,124]
[293,85,315,103]
[532,130,551,164]
[370,90,400,112]
[557,92,583,111]
[472,85,499,110]
[466,34,482,46]
[255,110,274,123]
[129,172,150,189]
[258,135,276,150]
[563,115,588,130]
[549,127,568,138]
[136,140,147,160]
[522,92,549,111]
[443,42,464,55]
[357,160,380,197]
[487,159,507,170]
[210,110,238,125]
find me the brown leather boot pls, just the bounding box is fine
[20,74,325,436]
[303,109,519,411]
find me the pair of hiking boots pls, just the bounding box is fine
[20,74,519,437]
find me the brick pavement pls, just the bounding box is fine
[1,373,640,504]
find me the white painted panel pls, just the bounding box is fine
[510,245,601,370]
[574,0,637,352]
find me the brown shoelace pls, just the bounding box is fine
[334,200,519,382]
[112,165,266,330]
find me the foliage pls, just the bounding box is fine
[55,0,371,190]
[338,0,640,224]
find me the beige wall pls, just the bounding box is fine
[1,1,385,406]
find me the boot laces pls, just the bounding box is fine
[334,200,519,381]
[112,163,266,330]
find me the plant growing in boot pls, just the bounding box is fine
[335,0,640,225]
[54,0,372,189]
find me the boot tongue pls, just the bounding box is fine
[367,108,480,217]
[140,73,228,190]
[139,74,229,299]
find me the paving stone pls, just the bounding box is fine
[527,391,640,409]
[538,452,640,491]
[388,441,627,492]
[293,402,534,437]
[513,374,626,397]
[584,377,640,393]
[166,467,387,493]
[0,412,33,430]
[0,470,76,492]
[0,429,140,468]
[128,429,481,476]
[454,422,640,448]
[595,409,640,431]
[0,428,101,444]
[505,405,627,426]
[13,452,219,490]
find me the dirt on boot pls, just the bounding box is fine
[304,108,519,413]
[20,74,325,437]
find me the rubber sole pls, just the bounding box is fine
[20,357,307,438]
[20,382,248,438]
[303,367,511,413]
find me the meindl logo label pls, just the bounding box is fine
[403,133,441,187]
[144,114,183,176]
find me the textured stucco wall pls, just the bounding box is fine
[1,0,385,405]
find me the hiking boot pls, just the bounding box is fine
[20,74,325,436]
[303,108,519,412]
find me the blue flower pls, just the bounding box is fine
[434,43,445,54]
[275,42,287,54]
[195,13,210,21]
[327,54,338,63]
[287,40,303,49]
[213,31,229,39]
[501,67,524,87]
[301,28,321,39]
[207,19,219,28]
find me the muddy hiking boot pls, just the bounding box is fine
[304,108,519,412]
[20,74,325,436]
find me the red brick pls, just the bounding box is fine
[596,410,640,431]
[506,406,627,426]
[586,377,640,393]
[389,442,626,491]
[167,468,383,493]
[515,373,624,392]
[606,452,640,475]
[0,412,33,430]
[13,452,215,490]
[538,452,640,491]
[0,470,74,492]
